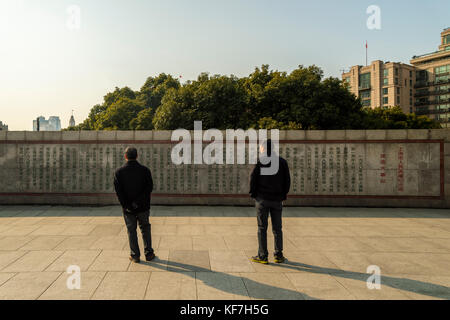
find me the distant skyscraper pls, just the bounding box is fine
[33,116,61,131]
[0,121,8,131]
[69,111,76,127]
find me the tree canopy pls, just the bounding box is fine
[67,65,441,131]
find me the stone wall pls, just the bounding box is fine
[0,129,449,208]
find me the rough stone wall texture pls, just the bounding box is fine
[0,129,449,208]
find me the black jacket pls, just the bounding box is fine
[114,160,153,214]
[249,156,291,201]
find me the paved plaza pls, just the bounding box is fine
[0,205,449,300]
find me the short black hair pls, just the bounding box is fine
[125,147,138,160]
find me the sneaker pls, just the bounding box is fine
[146,253,156,262]
[251,256,269,264]
[274,255,286,263]
[129,256,140,263]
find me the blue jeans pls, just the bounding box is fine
[123,210,154,259]
[255,197,283,258]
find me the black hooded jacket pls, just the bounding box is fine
[249,155,291,202]
[114,160,153,214]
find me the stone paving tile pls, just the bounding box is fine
[285,272,356,300]
[240,272,305,300]
[209,250,255,273]
[205,225,240,236]
[223,236,259,250]
[0,236,35,251]
[145,272,196,300]
[90,236,128,250]
[0,251,28,270]
[331,274,411,300]
[54,236,100,250]
[128,250,169,272]
[176,225,205,236]
[0,273,15,286]
[370,252,450,276]
[88,250,131,271]
[39,271,106,300]
[19,236,66,251]
[384,274,450,300]
[357,237,449,253]
[89,225,123,237]
[168,250,210,272]
[7,217,45,226]
[159,236,193,250]
[29,225,69,236]
[0,272,61,300]
[192,236,228,251]
[289,237,375,252]
[322,252,377,274]
[63,225,97,236]
[3,250,63,272]
[0,225,41,236]
[92,272,150,300]
[46,250,102,271]
[196,272,250,300]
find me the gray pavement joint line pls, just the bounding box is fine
[36,271,64,300]
[89,269,109,300]
[143,271,153,299]
[239,272,252,300]
[0,250,29,271]
[0,272,19,288]
[85,249,105,271]
[41,250,66,272]
[9,235,37,251]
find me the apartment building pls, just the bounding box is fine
[342,28,450,127]
[410,28,450,128]
[342,61,416,114]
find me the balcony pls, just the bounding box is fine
[414,88,450,97]
[416,108,449,116]
[414,78,450,88]
[415,98,450,107]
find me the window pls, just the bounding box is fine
[383,78,389,85]
[435,65,450,75]
[410,71,413,78]
[362,99,371,107]
[397,96,400,105]
[383,97,389,105]
[397,87,400,95]
[444,34,450,45]
[410,79,412,86]
[383,88,388,95]
[395,68,399,76]
[360,91,371,99]
[359,73,371,89]
[410,89,413,96]
[395,78,399,85]
[383,69,389,77]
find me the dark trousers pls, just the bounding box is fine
[255,197,283,258]
[123,210,153,258]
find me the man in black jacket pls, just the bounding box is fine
[114,147,155,263]
[249,139,291,264]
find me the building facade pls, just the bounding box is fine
[0,121,8,131]
[342,28,450,128]
[33,116,61,131]
[342,61,416,114]
[410,28,450,128]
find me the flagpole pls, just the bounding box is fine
[366,41,368,66]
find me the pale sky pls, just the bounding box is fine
[0,0,449,130]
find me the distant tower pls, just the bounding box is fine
[69,110,76,127]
